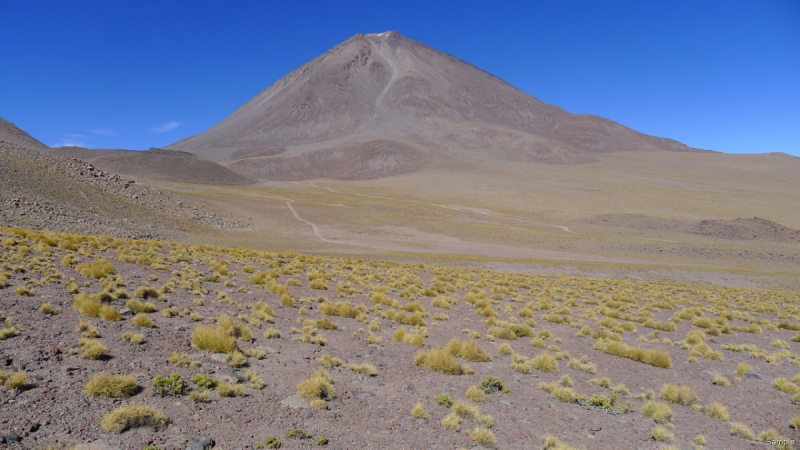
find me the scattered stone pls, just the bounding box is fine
[186,436,215,450]
[280,394,310,409]
[72,441,119,450]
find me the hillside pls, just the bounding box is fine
[0,141,241,240]
[0,117,48,151]
[168,32,702,180]
[49,147,254,186]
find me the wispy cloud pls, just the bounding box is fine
[90,127,117,137]
[64,133,87,139]
[151,121,181,133]
[54,139,86,148]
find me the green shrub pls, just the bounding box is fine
[152,373,185,397]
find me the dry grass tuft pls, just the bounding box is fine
[83,374,138,398]
[444,338,491,362]
[297,369,336,408]
[414,348,465,375]
[595,339,672,368]
[411,402,429,419]
[191,325,238,353]
[642,401,673,424]
[101,405,167,433]
[704,401,729,421]
[660,383,697,405]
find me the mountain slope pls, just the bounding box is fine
[49,147,254,185]
[0,117,48,151]
[168,32,701,180]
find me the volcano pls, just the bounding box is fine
[168,32,700,180]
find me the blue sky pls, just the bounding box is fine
[1,1,798,155]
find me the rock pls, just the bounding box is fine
[186,436,215,450]
[24,422,40,433]
[1,435,22,443]
[44,346,61,357]
[746,371,765,380]
[72,441,119,450]
[257,345,279,354]
[119,307,132,316]
[280,394,310,409]
[210,353,228,363]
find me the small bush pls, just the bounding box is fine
[79,338,107,360]
[121,331,144,344]
[3,371,27,390]
[347,363,376,376]
[660,383,697,405]
[316,436,329,446]
[652,426,674,442]
[466,385,486,402]
[471,427,498,449]
[445,338,491,362]
[76,258,116,279]
[297,369,335,407]
[226,350,246,368]
[217,381,245,398]
[730,423,757,440]
[132,314,155,328]
[84,374,138,398]
[713,375,730,387]
[414,348,465,375]
[436,393,453,407]
[152,373,185,397]
[479,376,510,394]
[642,401,673,424]
[286,428,312,439]
[498,343,513,355]
[411,402,429,419]
[595,339,672,368]
[126,299,156,314]
[77,321,100,338]
[39,303,62,315]
[264,327,282,339]
[704,401,729,421]
[264,436,282,449]
[734,362,752,375]
[530,352,559,373]
[191,325,237,353]
[101,405,167,433]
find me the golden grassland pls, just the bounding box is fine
[1,224,800,448]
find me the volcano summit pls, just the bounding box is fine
[169,32,699,180]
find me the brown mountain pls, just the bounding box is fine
[168,31,702,180]
[49,146,253,186]
[0,117,48,150]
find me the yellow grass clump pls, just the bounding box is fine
[76,258,116,279]
[444,338,491,362]
[704,401,730,421]
[411,402,429,419]
[297,369,336,408]
[530,352,559,373]
[642,401,673,424]
[101,405,167,433]
[660,383,697,405]
[414,348,465,375]
[83,374,138,398]
[73,292,121,321]
[594,339,672,368]
[191,325,238,353]
[79,338,107,360]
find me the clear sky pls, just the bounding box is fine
[1,1,798,155]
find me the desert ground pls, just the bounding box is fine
[1,226,800,450]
